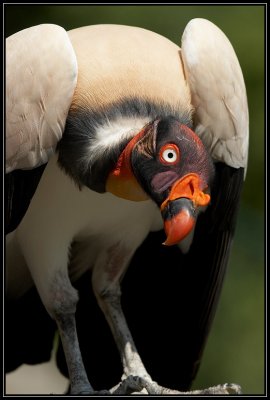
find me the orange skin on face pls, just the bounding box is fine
[161,173,210,211]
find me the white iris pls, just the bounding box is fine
[162,148,177,163]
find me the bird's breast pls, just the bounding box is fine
[59,164,163,281]
[18,154,162,281]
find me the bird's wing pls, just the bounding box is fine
[181,18,249,175]
[6,24,78,173]
[140,18,249,388]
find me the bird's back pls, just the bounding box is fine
[67,24,191,114]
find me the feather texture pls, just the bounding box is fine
[181,19,249,174]
[6,24,77,172]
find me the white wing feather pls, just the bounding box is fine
[181,18,249,176]
[6,24,78,172]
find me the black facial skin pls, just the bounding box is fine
[131,116,215,206]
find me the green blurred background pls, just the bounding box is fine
[5,4,265,395]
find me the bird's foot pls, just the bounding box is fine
[109,376,242,395]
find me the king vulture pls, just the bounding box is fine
[5,19,248,395]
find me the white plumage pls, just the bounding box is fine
[6,24,77,172]
[181,18,249,172]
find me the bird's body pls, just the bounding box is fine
[5,20,248,395]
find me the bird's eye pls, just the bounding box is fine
[159,144,180,165]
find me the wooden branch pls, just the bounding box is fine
[108,376,242,395]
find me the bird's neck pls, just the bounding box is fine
[106,125,150,201]
[57,97,191,194]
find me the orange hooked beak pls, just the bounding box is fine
[161,173,211,246]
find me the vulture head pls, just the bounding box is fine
[106,116,214,245]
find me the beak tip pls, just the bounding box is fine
[163,201,196,246]
[162,240,169,246]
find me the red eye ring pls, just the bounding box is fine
[159,144,180,165]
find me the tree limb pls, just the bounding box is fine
[108,376,242,395]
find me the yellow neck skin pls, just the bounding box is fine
[105,128,149,201]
